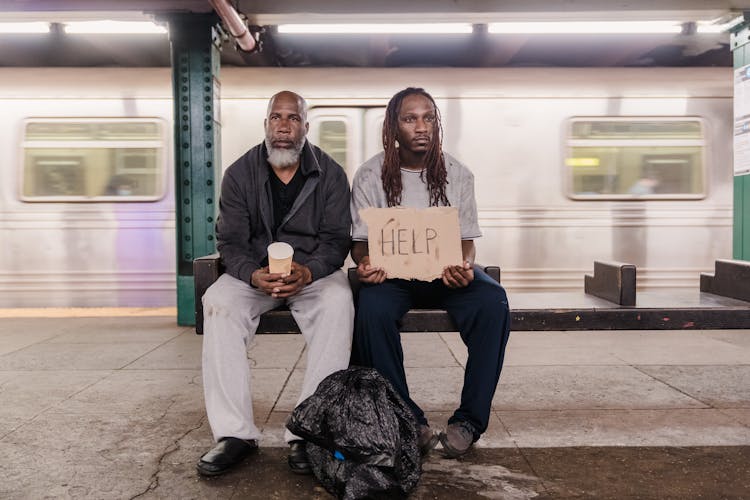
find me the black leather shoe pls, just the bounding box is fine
[196,437,258,476]
[287,440,312,475]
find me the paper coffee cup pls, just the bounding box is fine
[268,242,293,274]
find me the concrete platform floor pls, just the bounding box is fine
[1,312,749,499]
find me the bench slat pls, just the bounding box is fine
[194,253,501,335]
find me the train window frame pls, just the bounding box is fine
[19,117,169,203]
[364,108,386,159]
[307,108,366,180]
[564,116,708,201]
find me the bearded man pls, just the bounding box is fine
[197,91,353,476]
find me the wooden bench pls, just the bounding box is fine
[584,260,637,306]
[193,253,501,334]
[700,259,750,303]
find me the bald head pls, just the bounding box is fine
[266,91,308,122]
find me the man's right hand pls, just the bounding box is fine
[251,266,286,295]
[356,256,387,284]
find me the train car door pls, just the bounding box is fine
[308,107,388,179]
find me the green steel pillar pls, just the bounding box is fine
[168,14,222,325]
[732,16,750,261]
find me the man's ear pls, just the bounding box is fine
[264,118,268,130]
[305,122,310,134]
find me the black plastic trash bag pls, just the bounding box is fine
[286,366,421,499]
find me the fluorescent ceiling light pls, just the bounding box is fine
[488,21,682,34]
[63,20,167,34]
[0,22,50,34]
[278,23,473,34]
[696,15,744,33]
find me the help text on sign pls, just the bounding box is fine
[359,206,462,281]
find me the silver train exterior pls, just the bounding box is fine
[0,67,733,307]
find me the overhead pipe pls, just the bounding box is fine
[208,0,256,52]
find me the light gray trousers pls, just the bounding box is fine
[201,270,354,444]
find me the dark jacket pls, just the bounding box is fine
[216,140,351,284]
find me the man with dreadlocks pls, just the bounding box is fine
[350,87,511,458]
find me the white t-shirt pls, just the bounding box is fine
[351,151,482,241]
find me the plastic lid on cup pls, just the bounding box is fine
[267,241,294,259]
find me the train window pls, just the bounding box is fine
[364,109,385,159]
[318,120,348,168]
[307,109,365,179]
[566,118,706,200]
[21,119,167,202]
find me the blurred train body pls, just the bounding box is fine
[0,67,733,307]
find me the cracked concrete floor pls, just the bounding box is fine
[1,315,749,499]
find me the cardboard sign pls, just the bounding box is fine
[359,206,463,281]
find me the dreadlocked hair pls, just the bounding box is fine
[381,87,450,207]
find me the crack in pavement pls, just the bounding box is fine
[129,414,206,500]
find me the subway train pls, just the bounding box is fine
[0,66,734,307]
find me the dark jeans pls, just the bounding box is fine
[352,267,511,438]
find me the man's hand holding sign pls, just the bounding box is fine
[358,206,472,287]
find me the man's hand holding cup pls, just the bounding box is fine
[254,242,312,298]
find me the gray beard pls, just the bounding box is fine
[265,138,302,168]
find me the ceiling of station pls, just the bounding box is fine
[2,1,750,18]
[1,0,748,67]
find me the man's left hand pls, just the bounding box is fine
[442,261,474,289]
[271,262,312,298]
